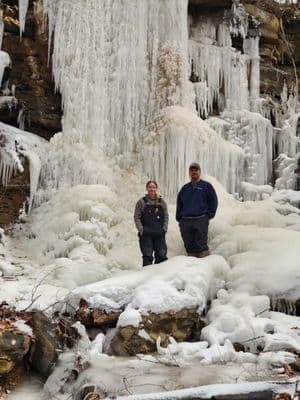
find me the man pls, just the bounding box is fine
[176,163,218,258]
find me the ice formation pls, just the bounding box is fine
[0,122,48,209]
[189,22,250,114]
[208,111,274,185]
[274,153,298,190]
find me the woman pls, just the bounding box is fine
[134,180,168,267]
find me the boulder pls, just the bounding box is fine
[0,304,33,392]
[0,331,30,374]
[29,311,59,377]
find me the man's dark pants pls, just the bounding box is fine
[179,216,209,254]
[139,233,167,266]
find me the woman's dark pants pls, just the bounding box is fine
[139,233,167,267]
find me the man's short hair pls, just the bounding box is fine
[189,162,201,170]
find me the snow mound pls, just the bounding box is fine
[201,289,300,354]
[15,185,121,289]
[209,186,300,301]
[68,255,230,315]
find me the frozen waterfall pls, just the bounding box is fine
[37,0,299,200]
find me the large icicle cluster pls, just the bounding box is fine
[189,19,250,116]
[142,106,243,198]
[43,0,189,156]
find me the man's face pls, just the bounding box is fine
[189,168,201,181]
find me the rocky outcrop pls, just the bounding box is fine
[0,1,62,228]
[110,308,204,356]
[1,0,62,140]
[75,298,205,356]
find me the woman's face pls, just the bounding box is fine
[147,183,158,197]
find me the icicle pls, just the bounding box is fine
[243,37,260,111]
[0,51,10,87]
[217,23,232,48]
[18,0,29,37]
[0,14,4,50]
[17,108,25,130]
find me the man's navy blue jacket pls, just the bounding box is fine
[176,180,218,221]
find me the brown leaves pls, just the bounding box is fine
[0,303,32,336]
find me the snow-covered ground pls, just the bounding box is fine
[1,169,300,398]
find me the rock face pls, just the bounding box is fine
[0,1,62,228]
[1,0,62,140]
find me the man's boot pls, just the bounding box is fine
[198,250,210,258]
[187,252,197,257]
